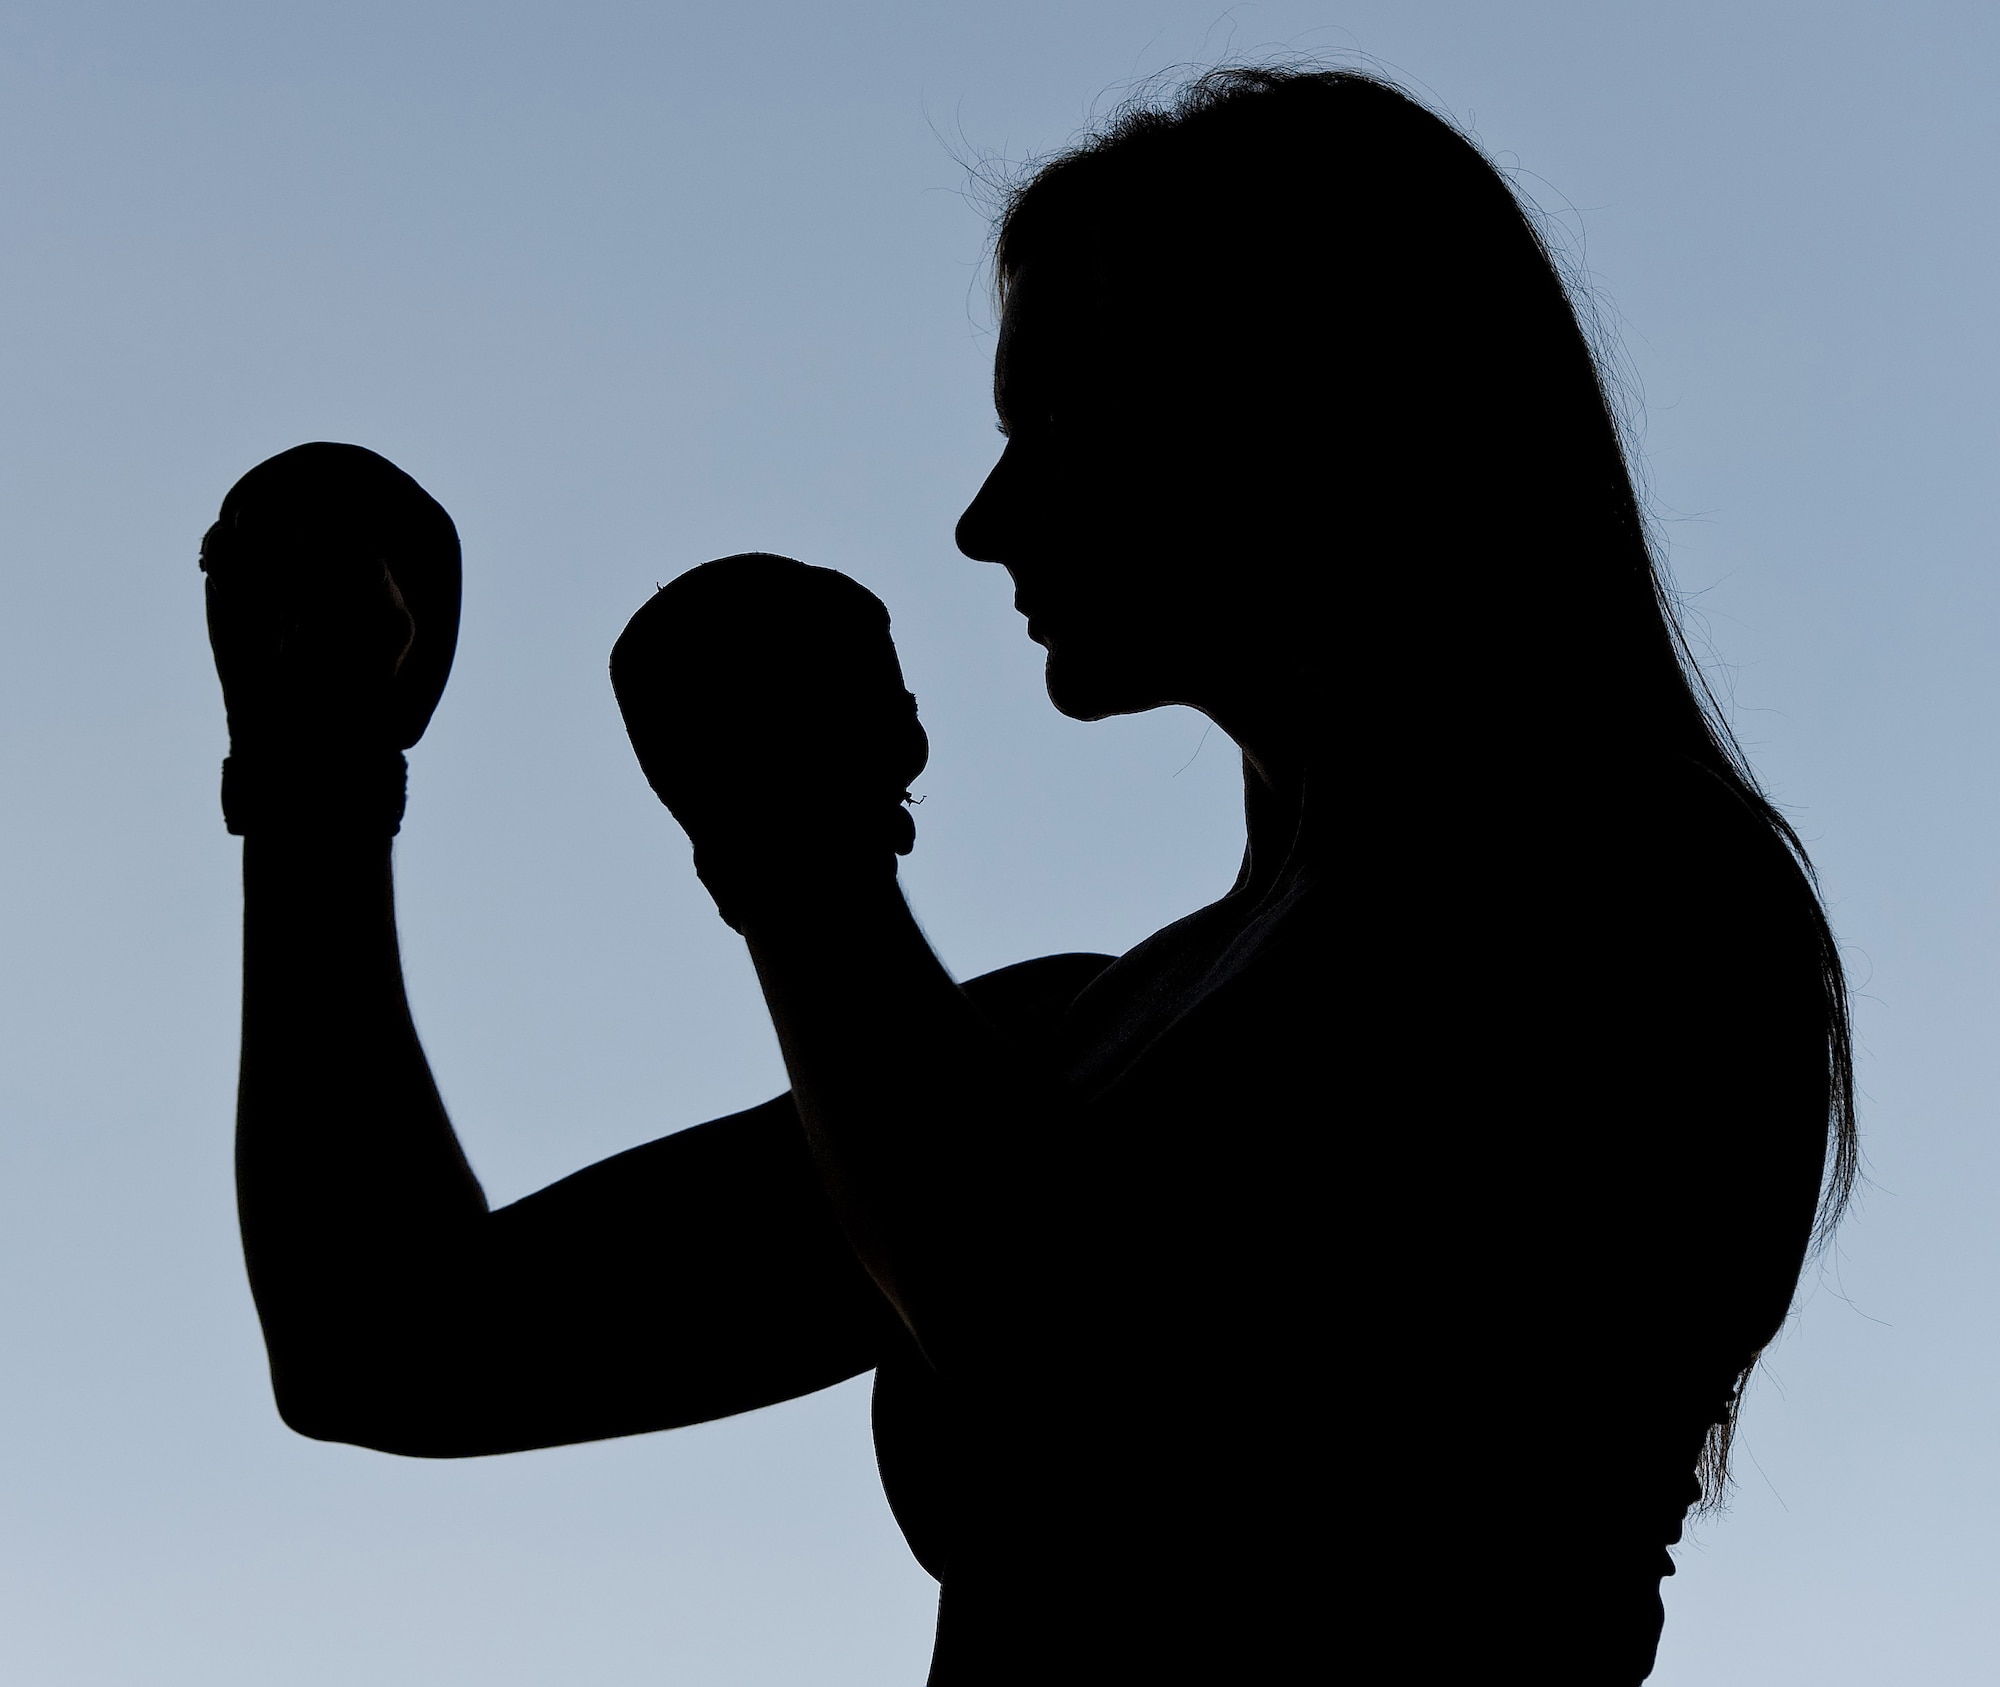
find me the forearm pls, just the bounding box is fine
[743,874,1057,1353]
[236,833,487,1414]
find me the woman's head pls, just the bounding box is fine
[956,68,1680,750]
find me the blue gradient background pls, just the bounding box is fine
[0,3,1991,1681]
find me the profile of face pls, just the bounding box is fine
[954,261,1280,727]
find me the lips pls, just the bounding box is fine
[1013,592,1048,645]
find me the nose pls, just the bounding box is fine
[954,442,1018,564]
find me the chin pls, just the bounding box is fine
[1041,645,1158,722]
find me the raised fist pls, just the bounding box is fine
[200,443,461,834]
[611,555,927,928]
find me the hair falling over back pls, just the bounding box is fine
[987,65,1856,1506]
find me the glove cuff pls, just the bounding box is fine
[221,751,409,837]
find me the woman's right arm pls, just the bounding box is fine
[236,829,891,1458]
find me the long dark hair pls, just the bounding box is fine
[988,66,1855,1501]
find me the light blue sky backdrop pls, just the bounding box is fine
[0,3,1993,1682]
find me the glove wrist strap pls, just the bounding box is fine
[221,751,409,837]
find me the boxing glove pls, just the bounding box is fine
[611,554,927,930]
[200,442,461,835]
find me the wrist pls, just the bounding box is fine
[221,747,409,838]
[692,819,909,937]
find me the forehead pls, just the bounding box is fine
[993,258,1128,419]
[1001,246,1122,329]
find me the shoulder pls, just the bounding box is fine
[961,951,1117,1035]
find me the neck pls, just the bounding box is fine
[1184,666,1318,903]
[1230,726,1315,905]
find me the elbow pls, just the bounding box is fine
[269,1377,351,1446]
[269,1362,486,1460]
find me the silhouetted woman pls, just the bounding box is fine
[203,69,1853,1684]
